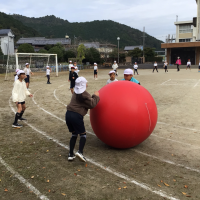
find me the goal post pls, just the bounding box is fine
[15,53,58,76]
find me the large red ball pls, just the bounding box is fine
[90,81,158,149]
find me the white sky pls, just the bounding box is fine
[0,0,197,41]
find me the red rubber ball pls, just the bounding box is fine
[90,81,158,149]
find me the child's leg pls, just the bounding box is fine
[19,103,26,119]
[14,103,22,124]
[79,133,86,153]
[70,88,73,94]
[70,132,78,155]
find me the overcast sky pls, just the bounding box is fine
[0,0,197,41]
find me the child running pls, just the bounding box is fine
[66,77,100,162]
[186,59,191,70]
[46,66,52,84]
[12,70,33,128]
[23,63,34,89]
[122,69,140,85]
[94,63,98,80]
[133,62,139,75]
[69,66,78,94]
[106,70,118,84]
[153,61,158,73]
[163,61,168,73]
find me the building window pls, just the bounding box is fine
[179,25,193,33]
[179,38,192,42]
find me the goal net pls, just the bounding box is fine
[4,53,58,80]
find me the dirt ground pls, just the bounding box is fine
[0,67,200,200]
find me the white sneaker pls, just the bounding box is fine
[68,153,76,161]
[75,151,86,162]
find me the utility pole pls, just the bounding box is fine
[141,27,147,63]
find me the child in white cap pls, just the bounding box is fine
[153,61,158,73]
[74,66,80,75]
[112,61,118,76]
[186,59,191,70]
[133,62,139,75]
[46,66,52,84]
[106,70,118,84]
[68,61,73,72]
[94,63,98,80]
[163,61,168,73]
[66,77,100,162]
[14,69,20,81]
[23,63,34,89]
[12,70,33,128]
[122,69,140,85]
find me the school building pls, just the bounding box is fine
[161,0,200,65]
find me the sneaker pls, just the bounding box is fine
[19,117,26,121]
[27,88,31,90]
[75,151,86,162]
[12,123,22,128]
[68,153,76,161]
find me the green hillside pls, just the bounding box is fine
[0,12,40,42]
[12,14,162,50]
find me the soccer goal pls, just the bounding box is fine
[5,53,58,80]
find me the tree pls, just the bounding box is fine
[44,44,53,51]
[127,48,142,58]
[17,43,34,53]
[144,47,156,57]
[64,50,76,62]
[77,44,86,63]
[48,43,65,61]
[38,49,48,53]
[109,48,118,61]
[84,47,101,64]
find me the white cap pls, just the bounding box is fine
[108,70,116,75]
[17,70,25,76]
[46,66,49,68]
[94,63,97,65]
[25,63,29,66]
[15,69,20,73]
[74,77,88,94]
[75,66,78,69]
[114,61,116,63]
[124,69,133,75]
[69,60,72,62]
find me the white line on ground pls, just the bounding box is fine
[0,138,49,200]
[161,79,171,85]
[193,79,200,88]
[53,88,67,106]
[134,150,200,173]
[9,98,180,200]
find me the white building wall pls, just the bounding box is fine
[0,35,14,55]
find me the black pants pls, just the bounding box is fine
[47,75,50,83]
[153,67,158,72]
[177,64,180,71]
[134,69,138,75]
[165,67,168,72]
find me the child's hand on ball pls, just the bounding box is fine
[94,91,99,96]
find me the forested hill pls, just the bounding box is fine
[12,14,162,50]
[0,12,40,41]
